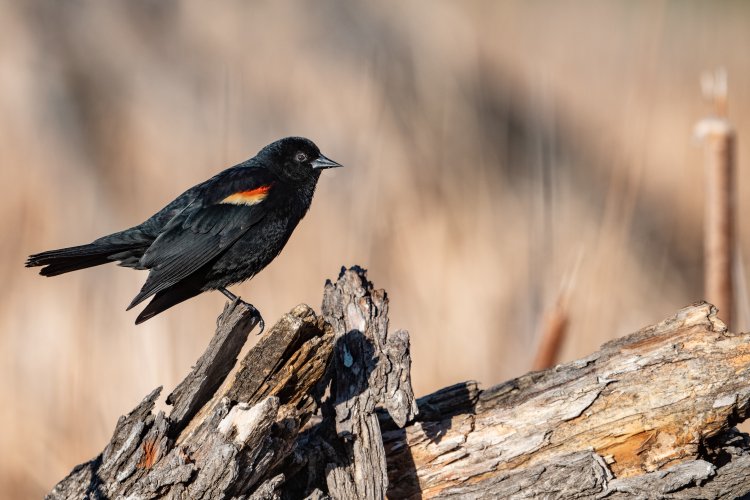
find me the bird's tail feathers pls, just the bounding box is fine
[135,286,201,324]
[26,240,148,277]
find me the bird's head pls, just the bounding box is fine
[259,137,343,182]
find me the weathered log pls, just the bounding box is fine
[47,270,750,499]
[47,300,332,499]
[383,302,750,498]
[319,266,418,499]
[47,267,416,499]
[166,299,259,435]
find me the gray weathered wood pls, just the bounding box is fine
[47,301,332,499]
[383,302,750,499]
[320,267,418,500]
[167,299,259,434]
[47,274,750,499]
[430,430,750,499]
[47,268,417,500]
[226,304,333,414]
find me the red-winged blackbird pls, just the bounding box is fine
[26,137,342,330]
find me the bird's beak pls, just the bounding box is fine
[311,154,344,170]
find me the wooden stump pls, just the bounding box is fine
[47,269,750,499]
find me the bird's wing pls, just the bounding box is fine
[127,168,277,309]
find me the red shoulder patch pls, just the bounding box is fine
[221,184,272,206]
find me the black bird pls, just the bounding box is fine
[26,137,342,330]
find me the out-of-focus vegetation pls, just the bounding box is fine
[2,1,750,496]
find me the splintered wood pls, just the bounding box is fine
[47,267,418,499]
[48,273,750,499]
[384,302,750,498]
[321,267,418,499]
[47,301,332,500]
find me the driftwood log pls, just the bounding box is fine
[48,268,750,499]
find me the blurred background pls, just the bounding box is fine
[2,0,750,496]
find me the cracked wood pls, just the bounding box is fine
[46,277,750,499]
[383,302,750,498]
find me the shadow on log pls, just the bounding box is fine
[48,268,750,499]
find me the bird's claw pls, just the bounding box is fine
[255,313,265,335]
[219,288,264,334]
[247,304,265,335]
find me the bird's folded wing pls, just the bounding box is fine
[127,170,275,309]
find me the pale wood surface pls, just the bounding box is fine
[47,273,750,499]
[384,302,750,498]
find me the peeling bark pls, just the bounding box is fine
[47,275,750,499]
[319,267,418,500]
[383,302,750,499]
[47,267,417,499]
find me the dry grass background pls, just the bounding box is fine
[2,1,750,497]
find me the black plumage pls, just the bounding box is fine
[26,137,343,328]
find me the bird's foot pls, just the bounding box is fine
[248,304,265,334]
[219,287,265,334]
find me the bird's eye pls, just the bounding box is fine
[295,152,308,163]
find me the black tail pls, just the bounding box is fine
[26,241,147,277]
[135,285,201,324]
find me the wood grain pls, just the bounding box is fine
[47,275,750,499]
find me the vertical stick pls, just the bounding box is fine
[532,295,569,370]
[532,251,581,370]
[696,69,736,328]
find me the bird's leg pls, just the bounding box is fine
[218,287,265,334]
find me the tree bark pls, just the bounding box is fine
[48,268,750,499]
[383,302,750,499]
[47,298,333,500]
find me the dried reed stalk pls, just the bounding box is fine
[532,294,569,370]
[532,252,580,370]
[695,69,736,328]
